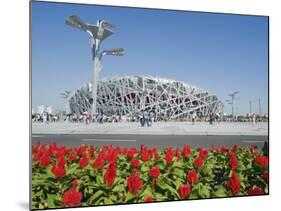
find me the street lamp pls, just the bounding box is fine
[65,15,124,116]
[228,91,239,118]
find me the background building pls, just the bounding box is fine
[67,75,223,120]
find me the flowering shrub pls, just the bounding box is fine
[32,143,269,209]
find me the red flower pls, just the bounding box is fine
[164,147,174,164]
[187,170,199,185]
[51,164,66,178]
[263,171,269,183]
[182,145,191,158]
[57,156,66,168]
[62,179,82,207]
[127,147,138,159]
[153,151,159,161]
[227,172,241,195]
[233,144,239,152]
[127,172,143,195]
[254,155,269,168]
[250,145,257,154]
[199,148,209,160]
[221,145,229,153]
[229,154,239,170]
[194,156,204,170]
[144,196,154,202]
[247,187,264,196]
[130,158,140,167]
[79,154,89,168]
[104,162,116,186]
[38,154,51,167]
[139,145,151,162]
[92,154,104,169]
[68,153,77,163]
[178,184,191,199]
[104,147,118,162]
[149,166,160,178]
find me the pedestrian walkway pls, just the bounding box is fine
[32,121,268,136]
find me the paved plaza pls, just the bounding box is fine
[32,121,268,136]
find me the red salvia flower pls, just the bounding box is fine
[130,158,140,167]
[51,164,66,178]
[164,147,174,164]
[229,153,239,170]
[57,156,66,168]
[68,153,77,163]
[92,154,104,169]
[127,147,138,159]
[62,179,82,207]
[127,171,143,195]
[250,145,257,154]
[247,187,264,196]
[221,145,229,153]
[38,154,51,167]
[254,155,269,168]
[194,156,204,170]
[187,170,199,185]
[153,151,159,161]
[139,145,151,162]
[144,196,154,202]
[79,154,89,168]
[199,148,209,160]
[182,145,191,158]
[178,184,191,199]
[104,162,117,186]
[104,147,118,162]
[227,172,241,195]
[175,147,181,161]
[149,166,160,178]
[233,144,239,152]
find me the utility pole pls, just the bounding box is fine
[258,98,262,116]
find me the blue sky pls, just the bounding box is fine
[31,1,268,115]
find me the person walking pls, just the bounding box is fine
[209,112,213,125]
[191,112,197,125]
[252,113,256,125]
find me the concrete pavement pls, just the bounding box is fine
[32,121,268,136]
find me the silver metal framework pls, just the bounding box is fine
[67,75,224,120]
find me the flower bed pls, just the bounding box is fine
[32,143,269,209]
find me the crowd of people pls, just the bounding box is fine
[32,112,59,123]
[32,110,265,127]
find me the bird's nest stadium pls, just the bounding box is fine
[67,75,224,120]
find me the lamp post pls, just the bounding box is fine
[228,91,239,118]
[249,100,252,114]
[65,15,124,116]
[258,97,262,116]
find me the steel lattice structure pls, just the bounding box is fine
[67,75,223,119]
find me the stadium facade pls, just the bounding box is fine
[67,75,223,120]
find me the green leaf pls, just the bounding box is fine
[92,190,104,200]
[140,185,153,198]
[172,161,183,169]
[125,192,137,203]
[47,194,61,208]
[213,185,228,197]
[199,184,210,198]
[157,176,180,199]
[96,175,104,186]
[172,168,185,178]
[104,198,114,205]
